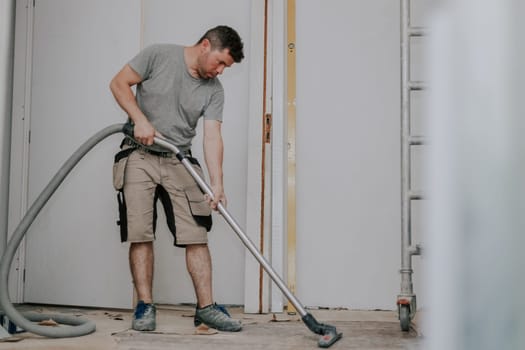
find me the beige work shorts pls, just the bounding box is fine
[114,147,212,246]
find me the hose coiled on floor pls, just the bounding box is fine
[0,123,125,338]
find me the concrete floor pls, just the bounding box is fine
[0,304,422,350]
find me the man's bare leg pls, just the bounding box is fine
[130,242,154,303]
[186,244,213,308]
[187,243,242,331]
[129,241,156,331]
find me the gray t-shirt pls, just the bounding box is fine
[128,44,224,152]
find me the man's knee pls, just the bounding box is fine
[130,241,154,260]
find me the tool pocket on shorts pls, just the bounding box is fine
[184,185,212,231]
[112,146,135,191]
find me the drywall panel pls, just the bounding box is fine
[23,0,141,308]
[17,0,254,309]
[294,0,401,309]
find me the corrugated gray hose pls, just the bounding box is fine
[0,123,125,338]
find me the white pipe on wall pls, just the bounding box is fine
[0,0,16,257]
[425,1,525,349]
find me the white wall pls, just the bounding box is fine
[20,0,142,308]
[9,0,253,308]
[8,0,433,311]
[294,0,401,310]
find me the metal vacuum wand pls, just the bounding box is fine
[129,125,343,348]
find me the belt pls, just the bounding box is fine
[122,138,192,158]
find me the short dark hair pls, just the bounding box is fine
[198,25,244,63]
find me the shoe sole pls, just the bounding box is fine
[132,325,156,331]
[194,318,242,332]
[132,320,156,331]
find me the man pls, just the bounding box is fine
[109,25,244,332]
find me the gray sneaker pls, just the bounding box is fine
[195,303,242,332]
[132,300,156,331]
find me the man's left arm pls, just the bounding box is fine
[203,119,226,210]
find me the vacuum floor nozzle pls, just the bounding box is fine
[318,327,343,348]
[302,313,343,348]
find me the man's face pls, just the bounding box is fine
[197,42,235,79]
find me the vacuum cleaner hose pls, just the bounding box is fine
[0,123,125,338]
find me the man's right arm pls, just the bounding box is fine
[109,64,156,145]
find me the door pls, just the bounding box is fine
[23,0,254,308]
[294,0,402,309]
[24,0,142,308]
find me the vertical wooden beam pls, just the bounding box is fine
[258,0,269,314]
[286,0,297,314]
